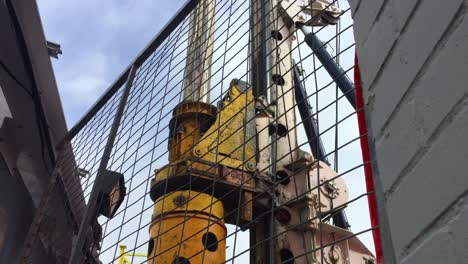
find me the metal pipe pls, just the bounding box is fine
[182,0,216,103]
[293,63,350,230]
[250,0,272,98]
[292,63,329,165]
[300,27,356,109]
[148,2,223,263]
[250,0,273,261]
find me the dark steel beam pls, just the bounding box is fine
[5,0,56,167]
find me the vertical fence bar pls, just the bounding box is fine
[68,64,138,264]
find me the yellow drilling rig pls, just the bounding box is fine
[147,0,375,263]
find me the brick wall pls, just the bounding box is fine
[349,0,468,263]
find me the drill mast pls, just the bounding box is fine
[147,0,375,263]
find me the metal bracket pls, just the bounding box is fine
[194,80,257,172]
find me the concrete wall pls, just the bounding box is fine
[349,0,468,263]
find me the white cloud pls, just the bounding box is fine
[37,0,185,125]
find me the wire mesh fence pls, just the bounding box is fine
[25,0,380,263]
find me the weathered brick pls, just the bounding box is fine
[358,2,399,91]
[358,0,420,91]
[347,0,362,15]
[450,204,468,263]
[374,16,468,191]
[386,103,468,256]
[400,229,458,264]
[354,0,468,261]
[353,0,385,47]
[392,0,419,32]
[367,0,463,137]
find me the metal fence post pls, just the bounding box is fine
[68,64,137,264]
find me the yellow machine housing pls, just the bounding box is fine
[148,191,226,264]
[150,80,257,225]
[148,80,258,264]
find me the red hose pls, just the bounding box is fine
[354,54,384,263]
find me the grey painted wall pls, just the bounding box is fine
[349,0,468,263]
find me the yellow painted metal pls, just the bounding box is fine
[148,191,226,264]
[193,81,256,172]
[148,80,257,262]
[150,80,257,226]
[152,191,224,219]
[168,101,217,162]
[153,159,217,183]
[117,245,147,264]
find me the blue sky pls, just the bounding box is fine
[37,0,186,127]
